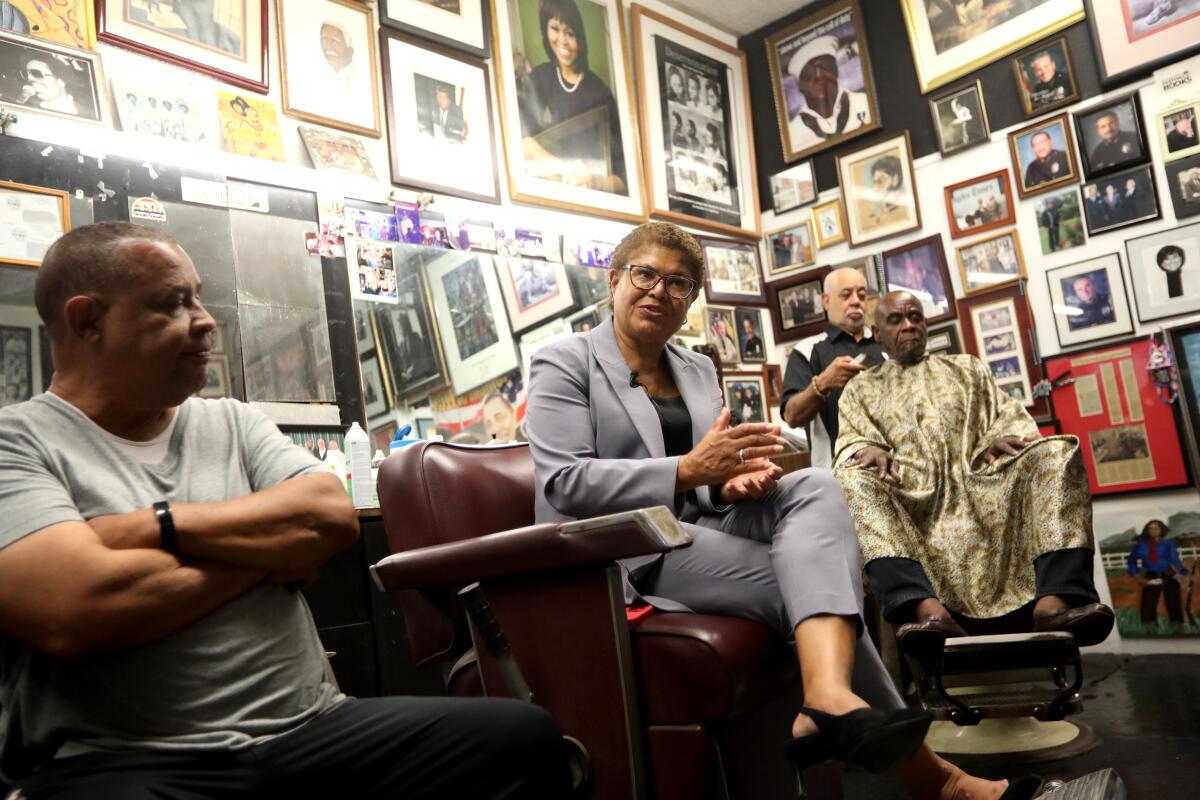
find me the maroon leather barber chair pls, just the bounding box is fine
[372,441,842,800]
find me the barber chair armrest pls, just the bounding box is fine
[371,505,690,592]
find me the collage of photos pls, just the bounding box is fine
[973,300,1031,405]
[661,38,739,225]
[350,239,399,302]
[956,232,1024,294]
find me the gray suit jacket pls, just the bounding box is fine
[527,318,729,542]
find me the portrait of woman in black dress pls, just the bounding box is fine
[517,0,628,195]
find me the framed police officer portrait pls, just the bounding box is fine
[1011,36,1078,118]
[765,0,879,162]
[1074,93,1148,180]
[1009,113,1079,199]
[1045,254,1133,349]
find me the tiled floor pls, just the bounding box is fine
[844,653,1200,798]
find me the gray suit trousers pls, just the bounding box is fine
[633,468,903,710]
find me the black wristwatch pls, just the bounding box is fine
[153,500,179,555]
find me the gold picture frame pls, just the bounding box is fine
[0,181,71,268]
[811,197,846,248]
[899,0,1084,94]
[836,130,922,248]
[765,219,816,277]
[954,229,1027,297]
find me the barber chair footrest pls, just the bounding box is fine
[922,686,1082,722]
[1039,768,1126,800]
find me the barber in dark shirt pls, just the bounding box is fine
[780,267,885,468]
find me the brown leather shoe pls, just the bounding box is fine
[1033,602,1115,647]
[896,617,968,655]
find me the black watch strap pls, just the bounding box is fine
[153,500,179,555]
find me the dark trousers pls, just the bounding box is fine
[1140,573,1184,624]
[18,697,570,799]
[867,547,1100,624]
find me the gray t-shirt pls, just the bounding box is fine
[0,394,342,775]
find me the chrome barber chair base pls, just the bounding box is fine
[928,718,1100,765]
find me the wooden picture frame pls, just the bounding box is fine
[958,282,1049,419]
[765,220,816,277]
[1009,112,1080,199]
[763,362,783,406]
[954,229,1027,297]
[765,0,880,162]
[490,0,646,222]
[837,130,922,247]
[380,28,500,204]
[944,169,1015,240]
[631,4,761,238]
[811,197,846,247]
[881,234,956,325]
[733,306,767,364]
[1011,35,1079,118]
[767,267,829,343]
[699,236,766,306]
[380,0,490,58]
[0,180,70,268]
[899,0,1083,94]
[277,0,381,137]
[97,0,269,93]
[929,80,990,156]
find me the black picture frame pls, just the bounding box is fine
[1165,154,1200,221]
[926,321,962,356]
[379,0,490,59]
[1080,164,1161,237]
[1074,92,1149,179]
[1124,221,1200,324]
[1167,323,1200,477]
[929,81,990,156]
[1044,253,1134,350]
[1011,35,1079,118]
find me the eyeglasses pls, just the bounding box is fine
[621,264,697,299]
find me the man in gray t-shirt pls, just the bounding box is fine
[0,223,566,798]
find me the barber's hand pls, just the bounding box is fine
[845,445,900,482]
[720,460,784,504]
[985,434,1039,464]
[817,356,868,393]
[678,409,785,489]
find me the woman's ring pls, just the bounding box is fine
[738,448,745,465]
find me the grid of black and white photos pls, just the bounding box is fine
[659,37,740,227]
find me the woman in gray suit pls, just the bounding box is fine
[526,223,1027,799]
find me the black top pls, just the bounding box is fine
[780,324,886,460]
[1089,132,1141,172]
[520,62,627,189]
[1024,149,1071,187]
[647,394,692,458]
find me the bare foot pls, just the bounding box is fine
[903,745,1009,800]
[790,687,869,739]
[937,767,1010,800]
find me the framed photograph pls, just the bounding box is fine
[380,0,489,58]
[1125,221,1200,323]
[491,0,645,222]
[954,229,1026,296]
[494,256,577,334]
[217,92,285,161]
[1011,36,1079,118]
[763,362,783,406]
[958,283,1049,419]
[765,0,879,162]
[97,0,268,93]
[899,0,1083,93]
[811,197,846,247]
[0,325,31,407]
[372,421,399,453]
[416,417,438,439]
[1045,337,1191,495]
[723,371,767,423]
[360,353,389,418]
[426,251,519,395]
[299,126,378,180]
[198,356,231,399]
[1081,164,1160,236]
[680,300,705,336]
[353,306,375,354]
[569,307,601,332]
[1009,113,1080,198]
[563,235,617,267]
[0,1,93,49]
[631,4,760,238]
[765,221,815,276]
[113,79,210,144]
[381,29,500,204]
[837,131,921,247]
[377,254,448,400]
[0,180,70,267]
[1084,0,1200,85]
[1034,188,1087,254]
[349,239,399,304]
[1045,253,1134,348]
[1169,322,1200,480]
[926,321,962,356]
[1157,101,1200,161]
[1075,93,1149,178]
[881,234,955,324]
[733,307,766,363]
[832,255,884,297]
[0,30,106,123]
[705,305,739,364]
[944,169,1014,240]
[769,161,817,215]
[929,81,990,155]
[277,0,380,137]
[700,237,765,305]
[768,268,828,343]
[1165,153,1200,220]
